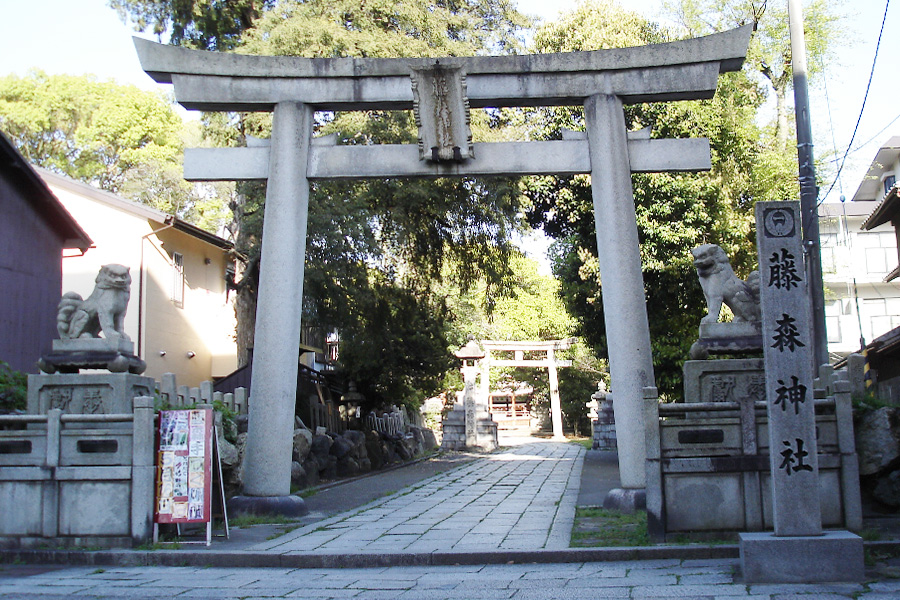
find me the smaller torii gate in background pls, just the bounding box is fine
[480,339,574,440]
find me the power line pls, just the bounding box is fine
[820,112,900,166]
[819,0,891,205]
[821,69,843,197]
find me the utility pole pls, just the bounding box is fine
[788,0,829,371]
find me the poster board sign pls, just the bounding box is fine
[154,409,213,524]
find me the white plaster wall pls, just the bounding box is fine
[44,173,237,386]
[51,184,147,344]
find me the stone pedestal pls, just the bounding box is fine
[227,494,308,518]
[689,321,763,360]
[441,403,498,452]
[27,372,156,415]
[38,338,146,375]
[683,359,765,404]
[739,531,864,583]
[590,391,616,450]
[441,404,500,452]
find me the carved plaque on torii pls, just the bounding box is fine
[410,63,474,163]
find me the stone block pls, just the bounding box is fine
[52,338,135,354]
[690,321,763,359]
[27,373,156,415]
[683,358,765,404]
[58,481,132,536]
[42,338,146,375]
[739,530,863,583]
[664,473,745,530]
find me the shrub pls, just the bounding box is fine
[0,361,27,411]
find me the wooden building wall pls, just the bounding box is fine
[0,170,66,373]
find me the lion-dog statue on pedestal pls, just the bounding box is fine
[691,244,760,324]
[57,264,131,343]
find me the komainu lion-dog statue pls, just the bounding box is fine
[691,244,760,324]
[57,264,132,342]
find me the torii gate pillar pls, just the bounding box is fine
[586,94,655,495]
[231,102,312,514]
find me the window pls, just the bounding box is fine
[866,247,889,274]
[820,246,836,274]
[826,316,842,344]
[871,315,900,339]
[884,174,896,197]
[172,252,184,308]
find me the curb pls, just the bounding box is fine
[0,545,740,569]
[4,541,897,570]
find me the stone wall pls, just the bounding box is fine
[219,415,438,497]
[0,397,155,548]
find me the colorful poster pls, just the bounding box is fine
[154,408,214,524]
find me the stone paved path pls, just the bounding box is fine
[3,438,896,598]
[1,559,894,599]
[253,440,583,554]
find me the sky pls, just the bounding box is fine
[0,0,897,207]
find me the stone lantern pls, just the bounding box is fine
[441,336,498,451]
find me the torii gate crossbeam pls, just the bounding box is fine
[136,26,752,513]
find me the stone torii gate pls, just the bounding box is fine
[480,339,575,441]
[136,26,752,513]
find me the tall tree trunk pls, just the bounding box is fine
[774,81,790,152]
[235,287,256,368]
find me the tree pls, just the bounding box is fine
[0,71,225,228]
[110,0,273,51]
[186,0,534,406]
[523,0,775,399]
[661,0,844,150]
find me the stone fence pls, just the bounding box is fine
[0,396,156,549]
[364,410,406,436]
[159,373,248,415]
[645,363,862,542]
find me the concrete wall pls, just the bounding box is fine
[143,228,237,383]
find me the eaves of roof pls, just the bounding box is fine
[0,133,92,252]
[36,167,234,253]
[861,186,900,231]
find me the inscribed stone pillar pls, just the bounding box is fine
[756,201,822,536]
[242,102,312,497]
[463,363,478,448]
[584,94,655,489]
[548,348,565,441]
[480,351,491,416]
[741,200,862,584]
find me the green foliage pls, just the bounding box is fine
[442,253,575,344]
[313,271,457,410]
[240,0,529,58]
[661,0,846,149]
[110,0,273,51]
[0,361,27,412]
[0,72,181,193]
[0,72,228,231]
[523,1,803,400]
[852,390,895,412]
